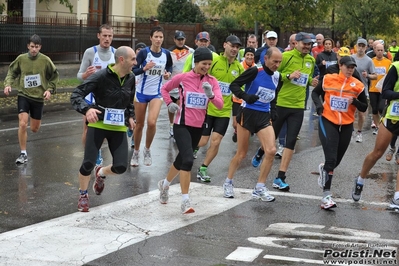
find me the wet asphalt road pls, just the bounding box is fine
[0,103,398,265]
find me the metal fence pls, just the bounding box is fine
[0,14,201,63]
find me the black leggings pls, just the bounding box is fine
[272,107,304,150]
[173,124,203,171]
[79,127,128,176]
[318,116,353,173]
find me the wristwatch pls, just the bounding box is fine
[286,74,290,80]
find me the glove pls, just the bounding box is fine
[168,102,179,113]
[271,109,278,122]
[316,106,324,116]
[242,93,259,104]
[202,82,214,99]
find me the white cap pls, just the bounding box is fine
[266,31,278,39]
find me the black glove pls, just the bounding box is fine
[271,109,278,122]
[242,93,259,104]
[316,106,324,116]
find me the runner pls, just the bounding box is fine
[158,47,223,213]
[352,61,399,211]
[130,26,173,167]
[225,47,282,201]
[71,46,137,212]
[3,34,59,164]
[312,56,367,209]
[77,24,115,166]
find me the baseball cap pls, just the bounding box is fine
[135,42,146,50]
[225,35,242,46]
[357,38,367,46]
[266,31,278,39]
[196,32,210,41]
[244,47,255,56]
[340,56,357,67]
[295,32,313,43]
[337,47,351,56]
[194,47,213,63]
[174,31,186,39]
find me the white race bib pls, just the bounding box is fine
[330,96,349,112]
[256,86,275,103]
[291,73,309,87]
[185,92,207,109]
[390,102,399,116]
[24,74,42,88]
[103,108,125,126]
[218,81,231,96]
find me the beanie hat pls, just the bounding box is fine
[244,47,255,56]
[194,47,213,62]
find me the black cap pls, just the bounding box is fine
[295,32,313,43]
[194,47,213,63]
[340,56,357,67]
[135,42,146,50]
[225,35,242,46]
[174,31,186,40]
[244,47,255,56]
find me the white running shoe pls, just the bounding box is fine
[252,186,275,202]
[321,195,337,210]
[181,199,195,214]
[158,180,169,204]
[130,151,139,167]
[143,148,152,166]
[355,132,363,143]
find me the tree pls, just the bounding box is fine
[333,0,399,39]
[157,0,205,23]
[208,0,331,34]
[136,0,160,19]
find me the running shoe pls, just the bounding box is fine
[96,149,103,166]
[275,144,284,158]
[169,124,174,137]
[232,131,237,143]
[130,136,135,149]
[181,199,195,214]
[193,148,199,159]
[252,186,275,202]
[15,153,28,164]
[355,132,363,143]
[158,180,169,204]
[372,127,378,135]
[127,128,133,138]
[130,151,139,167]
[371,121,376,129]
[197,166,210,182]
[93,166,105,195]
[143,149,152,166]
[251,148,263,168]
[272,177,290,191]
[386,147,395,161]
[388,198,399,211]
[78,194,89,212]
[320,195,337,210]
[223,182,234,198]
[318,163,326,188]
[351,178,363,202]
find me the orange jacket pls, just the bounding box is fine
[233,61,256,104]
[322,73,364,125]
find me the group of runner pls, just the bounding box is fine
[3,25,399,214]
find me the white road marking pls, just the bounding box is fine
[0,119,81,132]
[0,183,250,266]
[226,247,263,262]
[263,255,325,265]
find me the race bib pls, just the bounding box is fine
[291,73,309,87]
[218,81,231,96]
[375,67,386,75]
[24,74,42,88]
[330,96,349,112]
[325,61,337,68]
[390,102,399,116]
[185,92,207,109]
[256,86,275,103]
[103,108,125,126]
[147,65,164,76]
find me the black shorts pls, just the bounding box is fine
[382,117,399,135]
[202,115,230,136]
[17,96,44,120]
[236,107,272,134]
[232,102,241,116]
